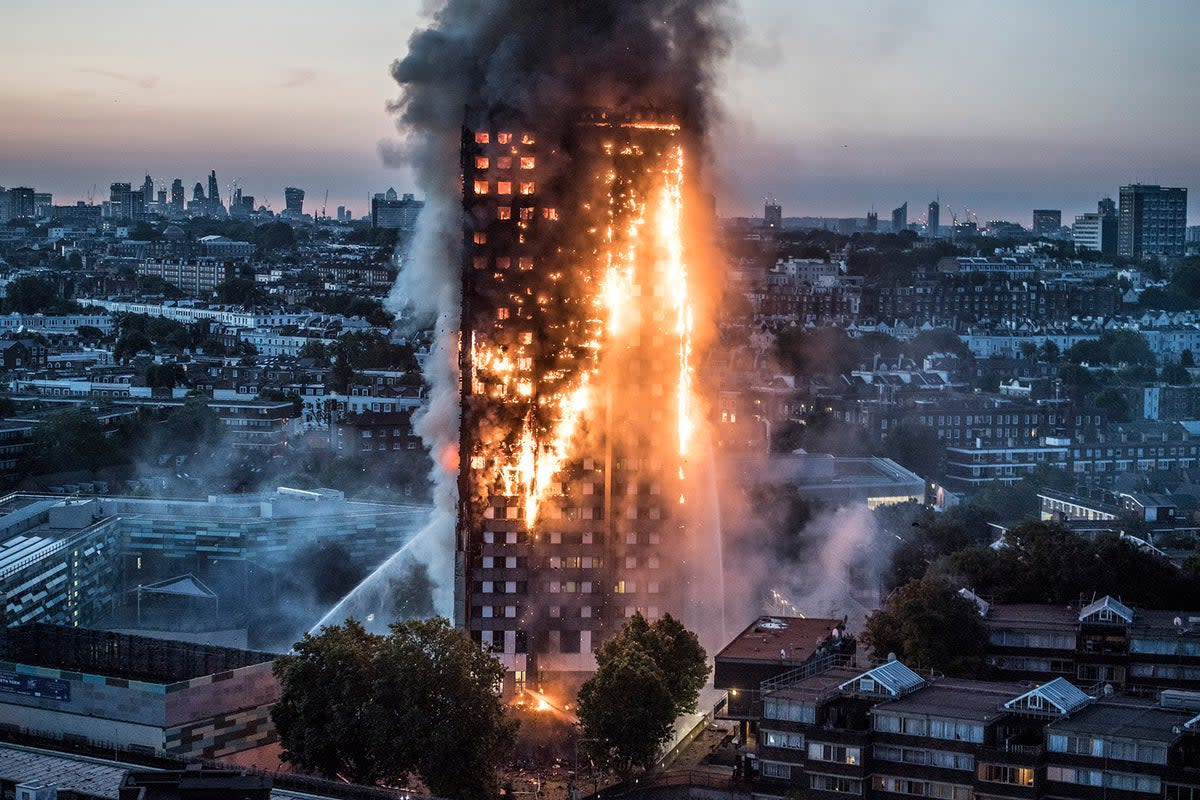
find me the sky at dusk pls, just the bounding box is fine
[2,0,1197,225]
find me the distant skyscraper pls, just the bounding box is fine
[371,192,422,230]
[1119,184,1187,259]
[284,187,305,218]
[1097,198,1118,255]
[193,182,205,202]
[8,187,36,219]
[1072,213,1104,252]
[866,210,878,232]
[926,199,940,237]
[1032,209,1062,235]
[109,183,139,220]
[336,205,347,223]
[207,170,224,215]
[891,202,908,233]
[170,179,185,212]
[764,196,782,229]
[141,175,154,214]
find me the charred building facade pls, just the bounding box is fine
[457,110,701,691]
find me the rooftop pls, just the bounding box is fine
[876,678,1027,723]
[1046,700,1193,744]
[0,625,274,685]
[716,616,844,666]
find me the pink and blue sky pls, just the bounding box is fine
[2,0,1197,224]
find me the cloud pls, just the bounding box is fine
[76,68,159,90]
[276,68,319,89]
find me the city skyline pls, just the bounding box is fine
[2,0,1198,225]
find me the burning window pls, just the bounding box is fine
[473,180,489,195]
[497,132,512,144]
[520,331,533,345]
[496,257,510,270]
[474,132,489,144]
[497,181,512,195]
[473,256,487,270]
[496,156,513,169]
[520,207,534,220]
[542,207,559,220]
[521,133,535,144]
[519,182,536,195]
[520,156,535,170]
[473,232,487,244]
[497,308,509,320]
[497,206,512,220]
[474,156,489,169]
[518,257,534,271]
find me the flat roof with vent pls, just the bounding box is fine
[715,616,843,666]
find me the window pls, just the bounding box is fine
[977,764,1033,787]
[520,156,535,170]
[497,132,512,144]
[497,206,511,220]
[520,207,535,220]
[808,743,860,765]
[474,156,489,169]
[760,761,792,780]
[809,774,862,795]
[474,131,489,144]
[473,232,487,244]
[473,180,489,195]
[519,182,536,195]
[762,730,804,750]
[497,181,512,195]
[543,207,559,220]
[496,156,513,169]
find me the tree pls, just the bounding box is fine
[271,621,383,784]
[1182,350,1195,368]
[860,577,987,676]
[578,613,709,776]
[272,618,515,799]
[578,640,676,777]
[4,275,58,313]
[30,410,119,473]
[370,618,516,800]
[1161,363,1192,385]
[213,277,268,306]
[884,421,944,478]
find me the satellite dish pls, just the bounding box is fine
[1175,617,1183,627]
[887,652,897,662]
[1103,684,1114,696]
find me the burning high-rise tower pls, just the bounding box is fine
[458,108,705,691]
[377,0,731,694]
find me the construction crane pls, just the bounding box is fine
[86,184,96,205]
[321,189,329,221]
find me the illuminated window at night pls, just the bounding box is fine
[543,207,559,220]
[520,207,534,220]
[519,182,536,195]
[496,181,512,195]
[496,156,513,169]
[473,232,487,244]
[497,132,512,144]
[474,132,489,144]
[473,180,489,195]
[497,206,511,220]
[518,257,533,271]
[520,156,535,170]
[474,156,489,169]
